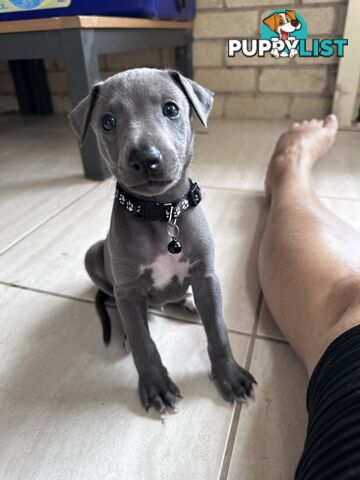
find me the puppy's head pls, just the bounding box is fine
[69,68,213,197]
[263,10,301,39]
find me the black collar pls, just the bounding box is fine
[115,179,202,222]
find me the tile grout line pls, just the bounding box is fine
[0,280,96,305]
[0,168,89,178]
[201,185,266,196]
[0,183,100,256]
[0,130,57,160]
[0,280,276,343]
[219,291,263,480]
[0,282,286,345]
[201,184,360,203]
[256,333,288,344]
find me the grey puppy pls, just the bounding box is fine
[69,68,256,413]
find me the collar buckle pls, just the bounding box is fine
[142,202,173,221]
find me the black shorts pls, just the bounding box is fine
[295,325,360,479]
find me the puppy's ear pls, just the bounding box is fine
[263,13,278,31]
[68,83,101,145]
[169,71,214,128]
[285,10,297,21]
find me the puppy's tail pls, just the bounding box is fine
[95,289,112,346]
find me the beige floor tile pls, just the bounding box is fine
[321,196,360,230]
[0,183,114,296]
[311,131,360,200]
[256,300,284,341]
[0,129,84,176]
[192,119,360,199]
[257,197,360,339]
[0,186,265,334]
[0,170,97,254]
[0,284,250,480]
[0,113,68,131]
[227,338,308,480]
[192,119,289,193]
[0,128,55,158]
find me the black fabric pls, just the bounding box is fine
[115,179,201,222]
[295,325,360,480]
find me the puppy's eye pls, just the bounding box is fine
[279,18,284,24]
[163,102,179,119]
[101,113,116,131]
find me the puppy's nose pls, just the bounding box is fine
[129,146,162,174]
[291,19,299,26]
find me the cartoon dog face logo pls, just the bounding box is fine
[263,10,302,58]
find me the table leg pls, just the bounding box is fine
[61,29,109,180]
[175,32,193,78]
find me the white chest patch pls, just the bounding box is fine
[140,253,191,290]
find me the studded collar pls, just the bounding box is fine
[115,179,202,222]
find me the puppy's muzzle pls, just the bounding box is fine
[129,146,163,176]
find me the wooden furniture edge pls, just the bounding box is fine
[0,15,193,33]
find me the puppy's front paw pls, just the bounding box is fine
[211,357,256,403]
[139,366,182,413]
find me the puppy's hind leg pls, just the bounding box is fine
[85,241,114,345]
[95,290,112,345]
[95,289,129,349]
[85,240,113,296]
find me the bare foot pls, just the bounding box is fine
[265,115,338,198]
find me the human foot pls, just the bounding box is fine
[265,115,338,198]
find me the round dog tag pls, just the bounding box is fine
[168,239,182,254]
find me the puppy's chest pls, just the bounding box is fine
[139,253,191,290]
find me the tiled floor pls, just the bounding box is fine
[0,114,359,480]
